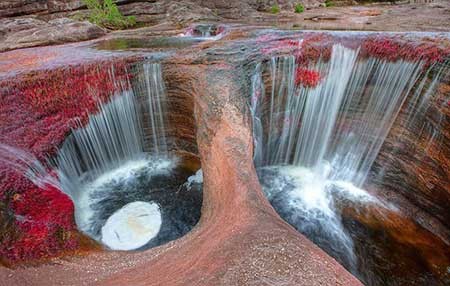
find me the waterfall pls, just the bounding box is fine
[252,43,444,272]
[55,63,169,198]
[0,63,170,197]
[133,63,168,154]
[51,62,175,246]
[56,90,144,194]
[0,143,60,190]
[252,44,433,186]
[1,62,176,249]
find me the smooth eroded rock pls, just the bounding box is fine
[101,201,162,251]
[0,17,105,51]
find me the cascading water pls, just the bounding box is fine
[55,89,145,198]
[56,63,170,189]
[54,62,202,250]
[181,24,226,40]
[252,44,446,279]
[0,143,60,190]
[133,63,169,154]
[0,62,202,251]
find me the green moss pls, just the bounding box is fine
[270,4,280,14]
[325,0,335,7]
[294,4,304,13]
[83,0,136,30]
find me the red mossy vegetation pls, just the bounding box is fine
[295,68,321,88]
[361,37,450,68]
[2,185,77,262]
[258,33,450,89]
[259,34,333,89]
[0,58,136,264]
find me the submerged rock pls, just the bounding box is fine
[101,201,162,251]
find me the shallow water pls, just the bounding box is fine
[94,37,204,51]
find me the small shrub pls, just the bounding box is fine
[325,0,335,7]
[270,4,280,14]
[83,0,136,30]
[294,4,304,13]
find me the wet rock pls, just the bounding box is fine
[0,17,105,51]
[370,81,450,232]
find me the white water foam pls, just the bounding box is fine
[75,156,176,243]
[184,169,203,190]
[260,164,379,270]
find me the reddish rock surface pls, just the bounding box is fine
[1,7,450,284]
[0,17,105,52]
[0,61,363,286]
[1,1,450,52]
[370,79,450,236]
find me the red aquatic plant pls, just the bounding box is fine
[0,185,78,262]
[361,37,450,68]
[296,34,333,65]
[260,35,328,89]
[261,33,450,73]
[295,68,321,88]
[0,58,136,264]
[260,38,302,55]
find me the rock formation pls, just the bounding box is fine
[0,1,449,286]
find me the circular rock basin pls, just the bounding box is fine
[75,156,203,251]
[101,201,162,251]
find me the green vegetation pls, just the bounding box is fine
[294,4,304,13]
[325,0,335,7]
[270,4,280,14]
[83,0,136,30]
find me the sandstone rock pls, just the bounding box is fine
[192,0,325,15]
[47,0,84,13]
[371,80,450,232]
[118,1,166,25]
[166,1,219,26]
[0,0,85,17]
[0,17,105,51]
[0,0,48,18]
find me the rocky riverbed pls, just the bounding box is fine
[1,1,449,286]
[1,0,450,52]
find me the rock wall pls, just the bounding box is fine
[0,0,84,18]
[370,77,450,234]
[0,0,326,19]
